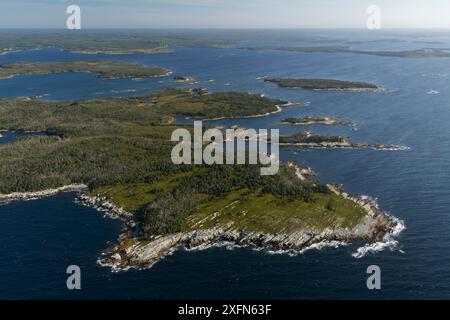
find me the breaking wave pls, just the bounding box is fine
[352,215,406,259]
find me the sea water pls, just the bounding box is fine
[1,30,450,299]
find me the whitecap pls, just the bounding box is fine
[300,240,349,254]
[352,216,406,259]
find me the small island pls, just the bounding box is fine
[279,131,405,150]
[281,116,351,126]
[0,61,170,80]
[174,76,198,84]
[263,76,379,91]
[0,88,402,271]
[280,131,349,145]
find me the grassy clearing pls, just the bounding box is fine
[92,171,195,212]
[183,189,366,234]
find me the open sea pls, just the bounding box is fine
[1,30,450,299]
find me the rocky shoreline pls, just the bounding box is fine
[281,117,351,126]
[200,105,283,121]
[75,193,133,221]
[0,177,405,272]
[97,191,402,272]
[280,141,409,151]
[0,184,88,204]
[93,168,404,272]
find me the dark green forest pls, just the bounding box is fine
[0,89,363,237]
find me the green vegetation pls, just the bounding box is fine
[0,61,169,79]
[281,116,351,125]
[183,188,366,234]
[279,132,348,144]
[1,30,449,59]
[0,96,165,136]
[0,88,367,239]
[92,171,197,213]
[0,30,332,55]
[0,89,283,136]
[0,30,236,55]
[0,31,170,54]
[134,165,337,236]
[264,77,378,90]
[146,89,285,119]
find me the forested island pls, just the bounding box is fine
[281,116,351,126]
[280,132,349,144]
[0,88,401,270]
[0,61,170,80]
[279,131,403,150]
[264,77,379,91]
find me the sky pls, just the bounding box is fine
[1,0,450,29]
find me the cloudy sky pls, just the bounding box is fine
[1,0,450,28]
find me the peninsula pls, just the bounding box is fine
[0,61,170,80]
[0,89,401,270]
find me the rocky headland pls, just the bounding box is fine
[94,177,403,272]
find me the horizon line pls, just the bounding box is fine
[1,27,450,30]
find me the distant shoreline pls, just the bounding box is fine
[0,61,171,80]
[0,46,172,56]
[262,76,380,91]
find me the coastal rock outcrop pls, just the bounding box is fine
[98,183,401,272]
[75,193,133,221]
[0,184,88,203]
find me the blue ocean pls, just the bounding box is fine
[1,30,450,299]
